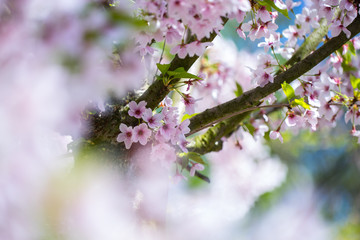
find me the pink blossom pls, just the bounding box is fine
[329,54,343,69]
[257,6,272,22]
[229,10,246,23]
[151,142,177,167]
[339,0,355,11]
[128,101,147,119]
[319,4,334,22]
[283,25,304,46]
[133,123,152,145]
[345,105,360,125]
[159,121,177,141]
[172,119,191,145]
[269,130,283,143]
[170,43,188,58]
[183,94,197,115]
[342,8,357,27]
[351,37,360,49]
[258,33,282,52]
[117,123,134,149]
[142,109,163,129]
[162,106,179,123]
[173,169,187,184]
[318,102,338,121]
[285,111,303,127]
[164,26,182,44]
[253,120,269,140]
[329,20,351,39]
[190,163,205,177]
[177,119,190,135]
[295,8,320,33]
[303,109,320,131]
[242,21,259,41]
[187,41,213,57]
[254,68,274,87]
[286,0,301,11]
[236,27,246,40]
[135,45,155,56]
[177,137,189,153]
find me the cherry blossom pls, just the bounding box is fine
[295,8,320,33]
[283,25,305,46]
[285,110,303,127]
[319,4,335,22]
[159,121,177,141]
[170,43,188,59]
[329,20,351,39]
[142,109,163,129]
[183,94,197,115]
[269,130,284,143]
[286,0,301,10]
[190,163,205,177]
[257,6,272,22]
[303,109,320,131]
[258,33,282,52]
[151,142,177,167]
[254,68,274,87]
[173,168,188,184]
[128,101,147,119]
[187,41,213,57]
[117,124,134,149]
[339,0,355,11]
[345,105,360,125]
[132,123,152,145]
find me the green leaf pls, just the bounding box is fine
[342,62,357,72]
[292,98,311,110]
[348,41,356,55]
[281,82,295,100]
[350,75,360,90]
[181,157,189,169]
[108,10,147,27]
[244,123,255,136]
[181,113,199,122]
[156,63,171,74]
[258,0,290,19]
[179,152,206,165]
[234,82,243,97]
[167,67,201,79]
[170,72,201,79]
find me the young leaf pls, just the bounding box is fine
[181,157,189,169]
[234,82,243,97]
[167,67,201,79]
[292,98,311,110]
[350,75,360,90]
[187,152,206,165]
[258,0,290,19]
[156,63,171,74]
[348,41,356,56]
[181,112,199,122]
[281,82,295,100]
[179,152,206,165]
[168,72,201,79]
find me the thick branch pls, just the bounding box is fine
[284,18,329,68]
[188,16,360,136]
[137,19,228,109]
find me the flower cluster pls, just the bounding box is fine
[117,99,204,177]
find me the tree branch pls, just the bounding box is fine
[188,16,360,137]
[137,19,228,109]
